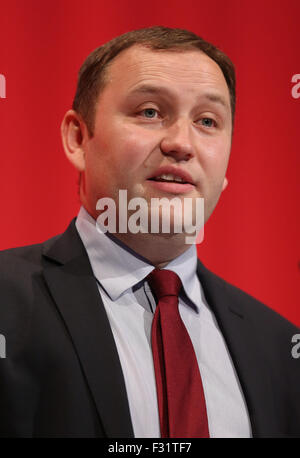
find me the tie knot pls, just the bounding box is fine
[147,269,182,300]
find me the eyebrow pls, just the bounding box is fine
[127,84,229,110]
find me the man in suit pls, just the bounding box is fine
[0,26,299,438]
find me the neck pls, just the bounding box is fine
[82,202,194,268]
[113,232,192,268]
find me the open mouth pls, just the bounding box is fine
[146,168,195,194]
[148,173,190,184]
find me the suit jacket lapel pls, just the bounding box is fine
[197,260,278,437]
[42,219,134,438]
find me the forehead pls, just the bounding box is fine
[102,45,230,103]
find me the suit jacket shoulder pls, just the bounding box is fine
[197,258,299,348]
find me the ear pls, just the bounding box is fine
[221,176,228,191]
[61,110,89,172]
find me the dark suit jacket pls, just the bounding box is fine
[0,218,299,438]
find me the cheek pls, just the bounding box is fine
[112,124,159,169]
[199,135,231,175]
[89,126,157,188]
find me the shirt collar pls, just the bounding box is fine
[75,206,200,310]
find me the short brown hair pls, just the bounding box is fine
[73,26,236,136]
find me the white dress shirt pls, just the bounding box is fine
[75,206,251,438]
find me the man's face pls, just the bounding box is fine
[81,45,232,228]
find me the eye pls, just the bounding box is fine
[140,108,159,118]
[200,117,216,128]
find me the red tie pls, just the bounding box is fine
[147,268,210,438]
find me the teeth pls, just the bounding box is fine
[155,173,185,183]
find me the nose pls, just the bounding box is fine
[160,119,194,162]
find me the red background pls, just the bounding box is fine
[0,0,299,325]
